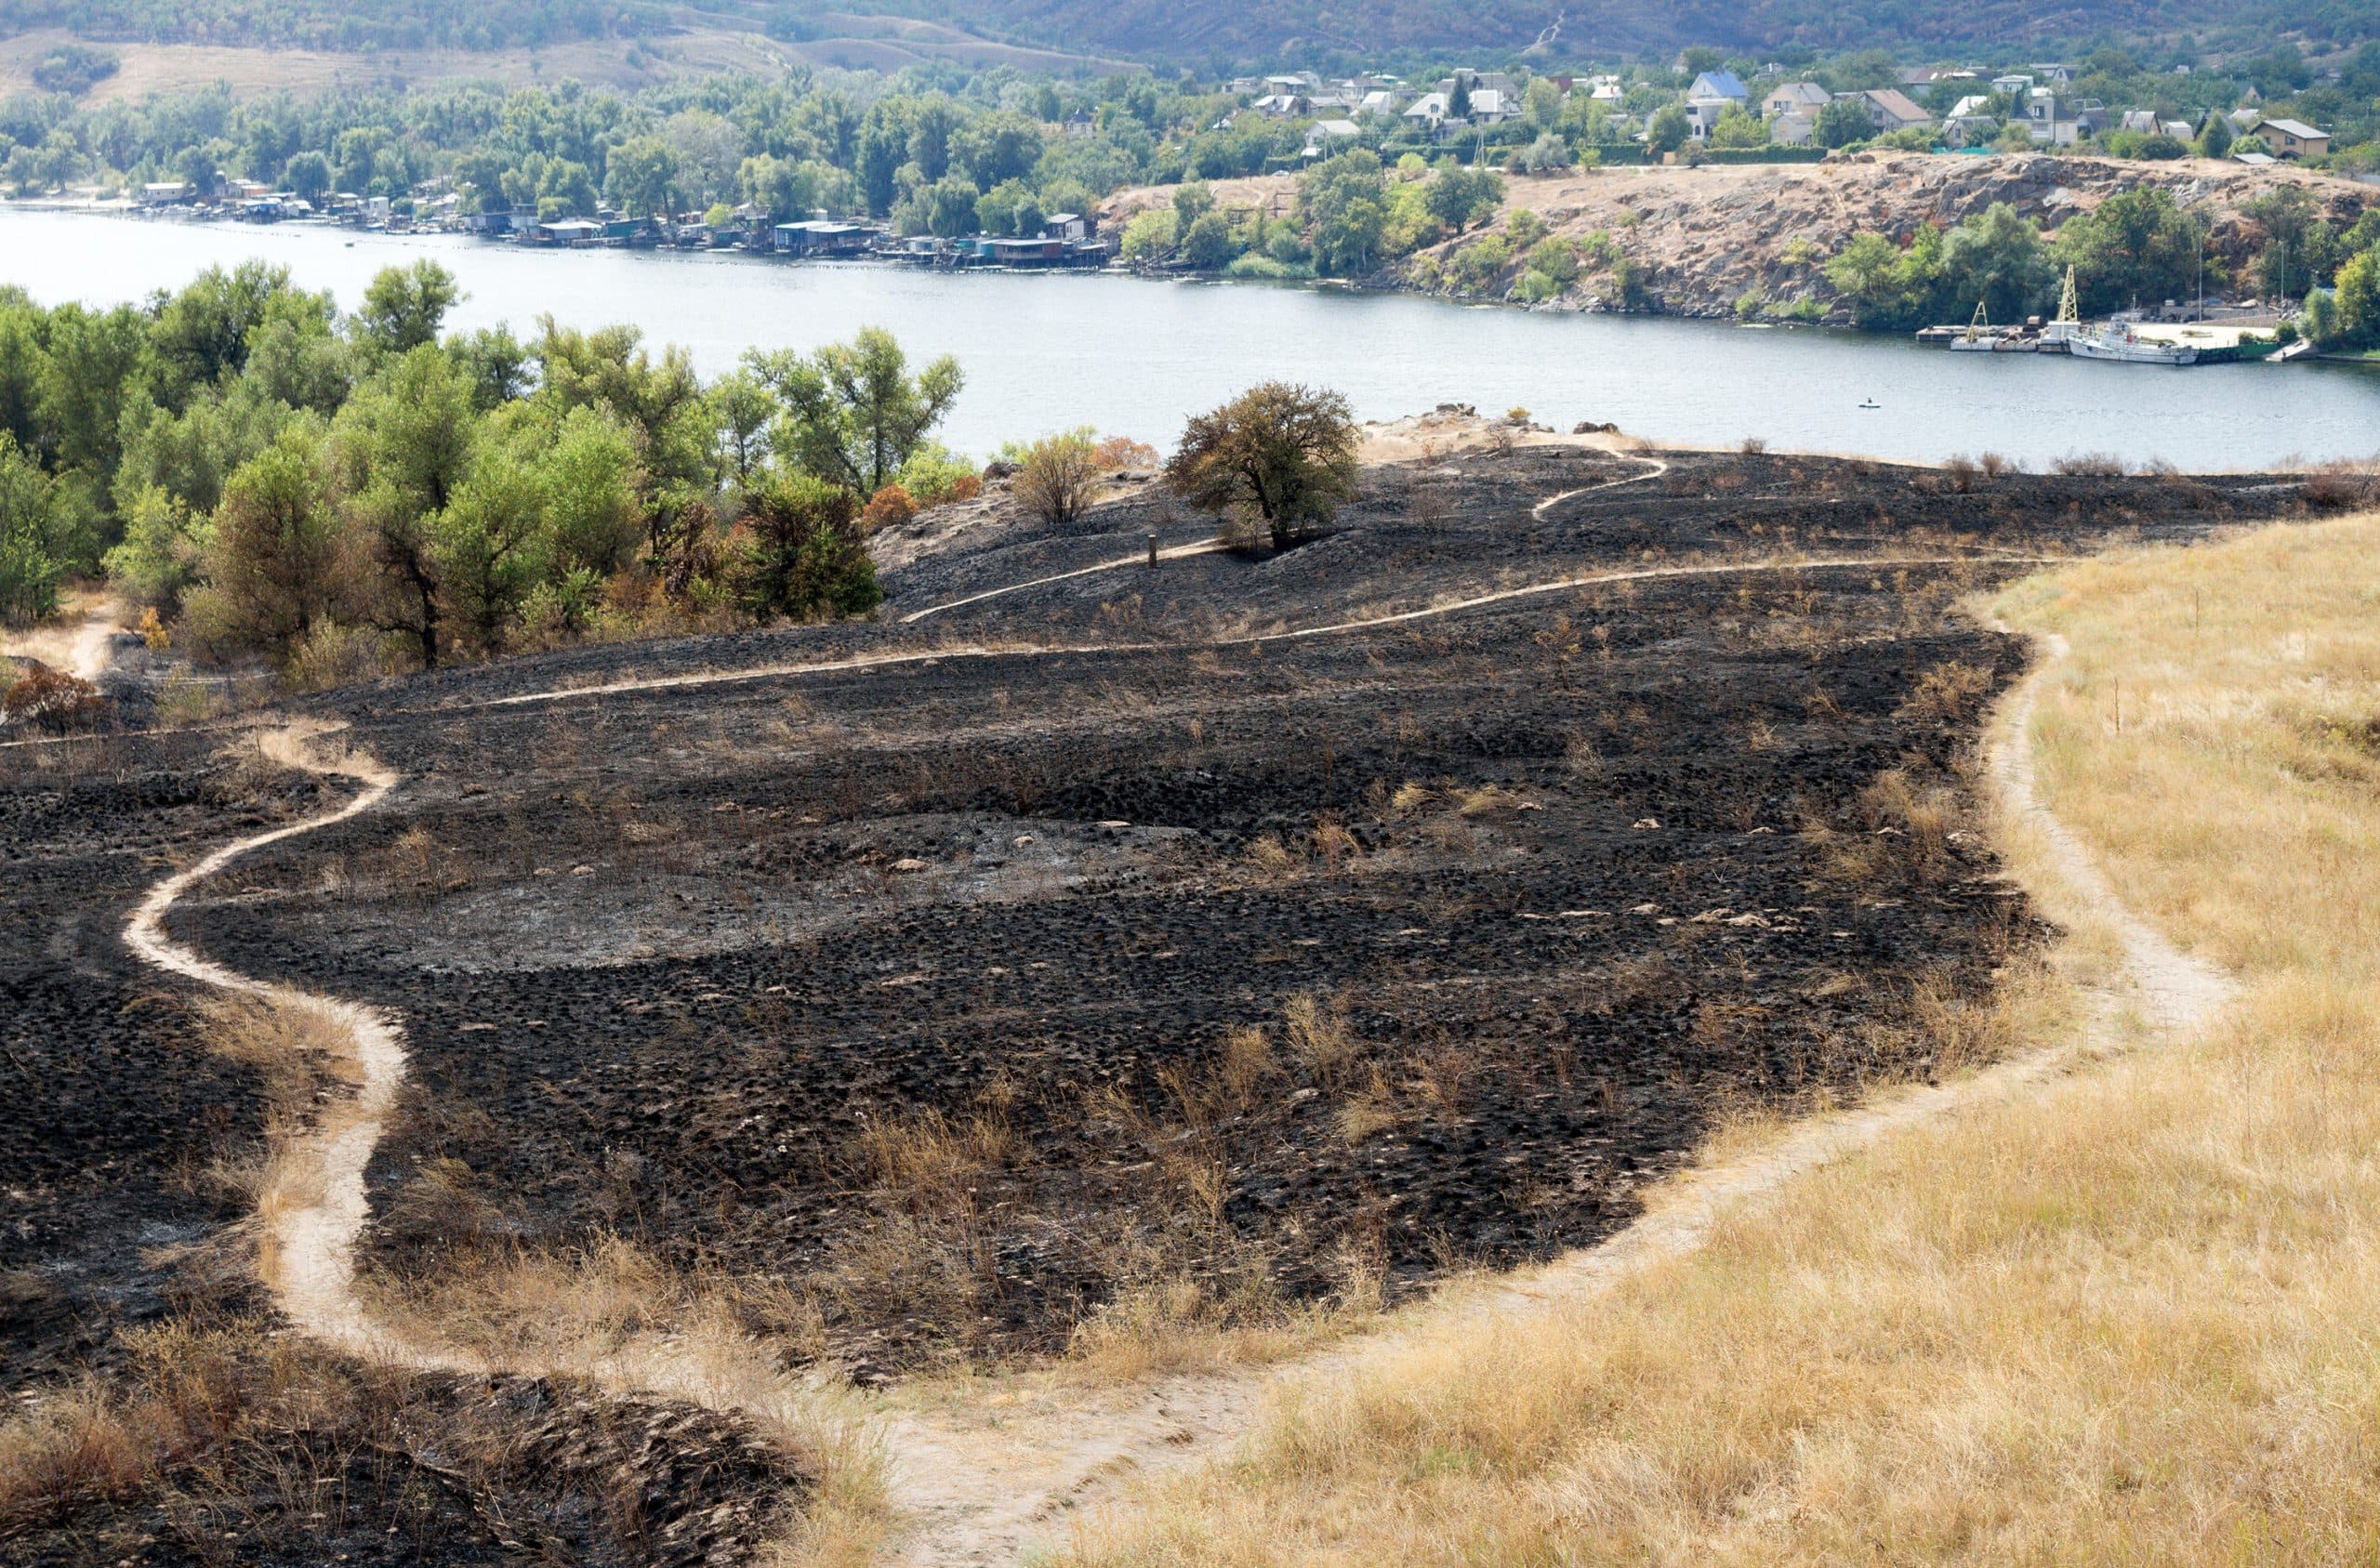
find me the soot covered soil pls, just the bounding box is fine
[140,444,2309,1377]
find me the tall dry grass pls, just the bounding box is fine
[1064,512,2380,1565]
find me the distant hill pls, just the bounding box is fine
[944,0,2360,62]
[1,0,2359,65]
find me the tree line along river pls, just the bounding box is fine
[7,208,2379,471]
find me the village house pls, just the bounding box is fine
[1689,70,1749,105]
[1302,120,1364,157]
[1771,112,1817,146]
[2252,118,2330,159]
[1857,88,1934,134]
[1762,81,1830,119]
[2016,86,2081,145]
[773,219,879,257]
[1943,95,2000,144]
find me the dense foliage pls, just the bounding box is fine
[0,262,976,670]
[1818,191,2380,336]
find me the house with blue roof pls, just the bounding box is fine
[1689,70,1748,102]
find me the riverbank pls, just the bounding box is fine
[1104,151,2379,323]
[8,203,2380,469]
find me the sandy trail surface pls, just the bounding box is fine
[106,455,2221,1562]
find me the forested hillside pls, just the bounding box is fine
[1,0,2364,63]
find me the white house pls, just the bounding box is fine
[1689,69,1749,103]
[2007,87,2073,144]
[1771,112,1817,146]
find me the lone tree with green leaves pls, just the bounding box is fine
[1166,382,1360,552]
[746,327,963,495]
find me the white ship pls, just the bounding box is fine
[2043,268,2198,364]
[2067,324,2199,365]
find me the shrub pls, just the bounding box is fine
[894,441,978,506]
[861,483,918,532]
[1091,435,1161,471]
[2,665,105,731]
[2052,453,2126,478]
[1014,428,1101,530]
[729,472,879,621]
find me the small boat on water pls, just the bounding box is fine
[1858,397,1881,410]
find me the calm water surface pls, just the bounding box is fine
[7,208,2377,468]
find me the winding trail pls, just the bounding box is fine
[100,445,2219,1564]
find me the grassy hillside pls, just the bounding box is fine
[3,0,2359,66]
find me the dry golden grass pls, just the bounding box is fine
[1064,512,2380,1565]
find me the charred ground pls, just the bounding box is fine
[1,440,2334,1556]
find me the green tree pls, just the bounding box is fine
[2195,113,2234,160]
[0,433,62,625]
[191,428,343,662]
[1709,103,1769,149]
[2055,187,2209,315]
[748,328,963,495]
[1118,209,1179,262]
[1179,210,1237,270]
[606,135,681,218]
[1648,104,1692,154]
[334,344,478,667]
[1299,149,1390,276]
[430,441,546,654]
[2335,250,2380,349]
[149,261,299,399]
[284,150,332,203]
[1165,381,1359,550]
[707,369,776,486]
[1423,157,1504,235]
[355,260,461,358]
[1815,98,1874,149]
[730,470,879,620]
[1939,203,2054,324]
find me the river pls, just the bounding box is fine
[6,207,2376,468]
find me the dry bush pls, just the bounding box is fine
[1015,430,1101,530]
[1454,783,1532,817]
[2301,467,2374,510]
[1978,451,2016,477]
[1894,659,1997,727]
[1,665,104,731]
[1820,767,1958,885]
[853,1101,1018,1209]
[1283,992,1362,1087]
[1091,435,1160,470]
[1739,436,1767,455]
[1942,455,1980,493]
[2051,451,2125,478]
[860,484,917,533]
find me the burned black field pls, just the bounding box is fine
[0,441,2329,1557]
